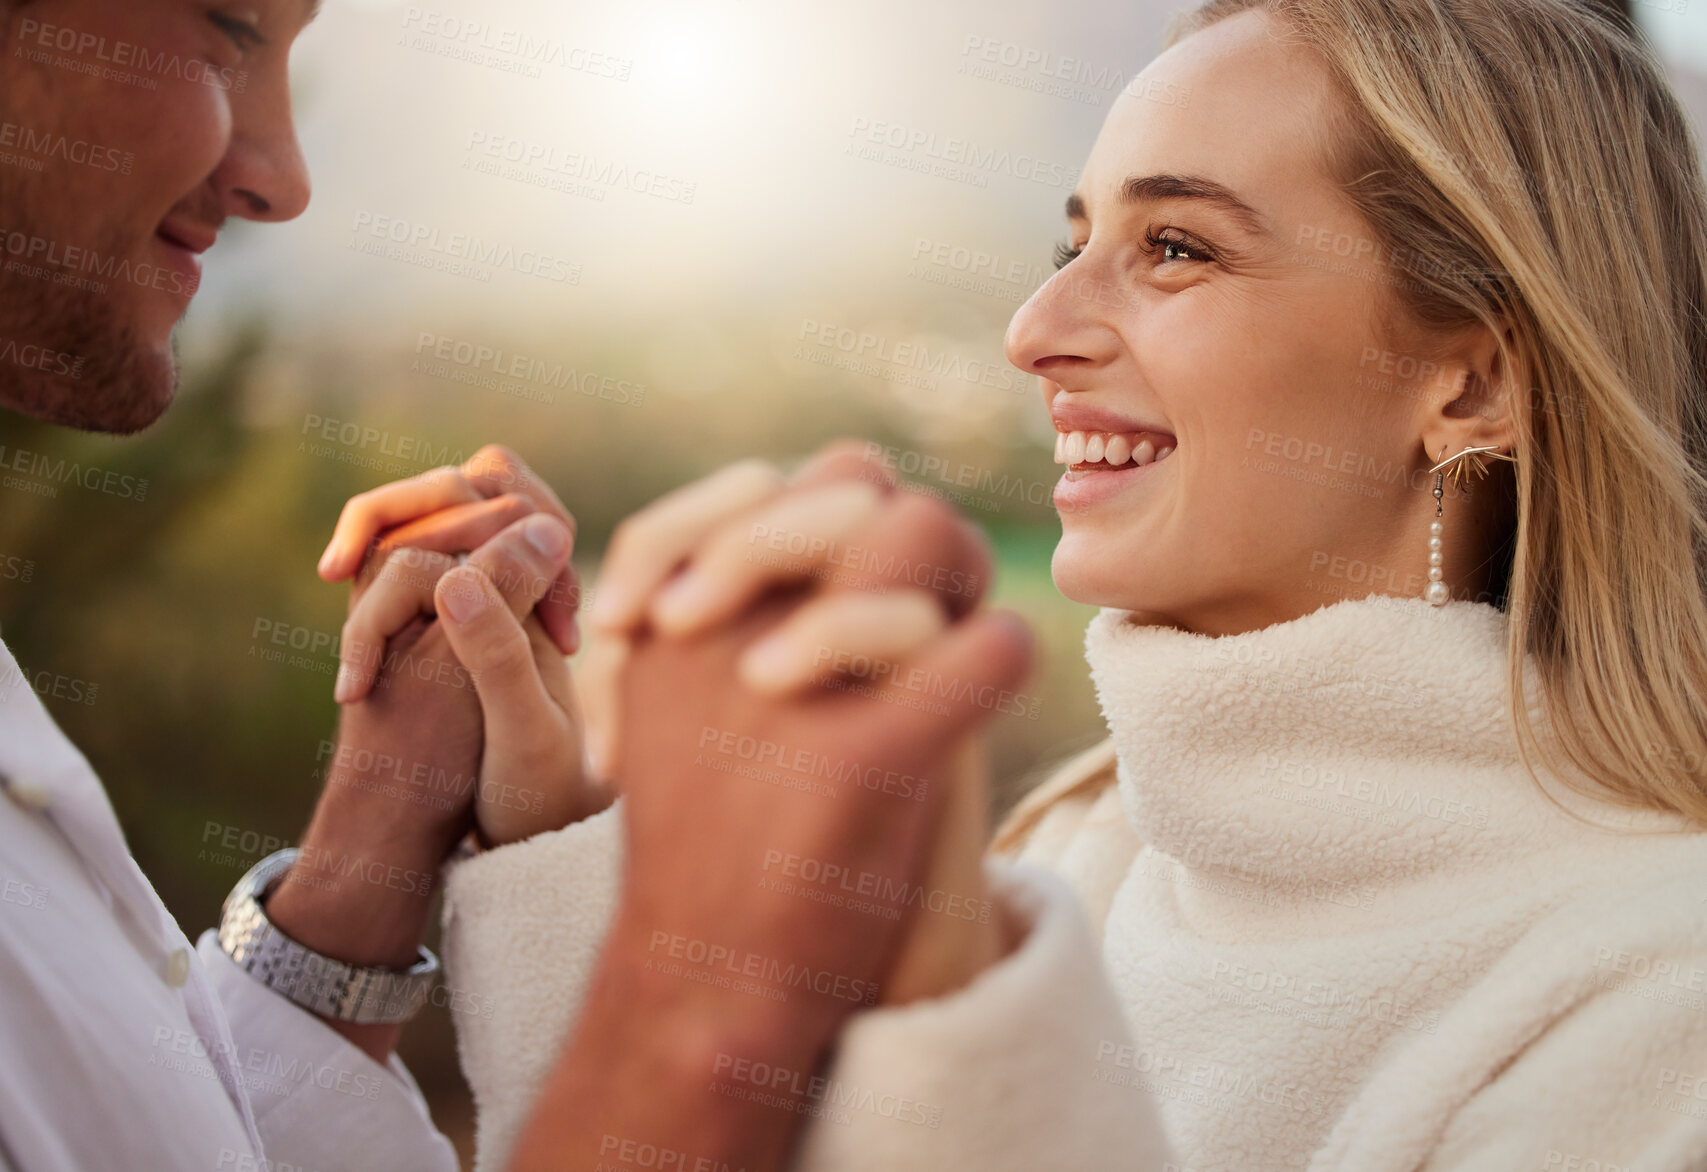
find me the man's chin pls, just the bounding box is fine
[0,284,181,434]
[3,336,176,436]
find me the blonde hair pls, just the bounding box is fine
[1113,0,1707,831]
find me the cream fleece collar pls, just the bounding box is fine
[1083,594,1677,908]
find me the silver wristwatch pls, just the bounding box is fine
[218,848,440,1025]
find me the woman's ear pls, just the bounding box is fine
[1419,320,1520,467]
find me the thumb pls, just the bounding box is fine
[436,567,585,834]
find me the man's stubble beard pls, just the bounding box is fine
[0,166,178,436]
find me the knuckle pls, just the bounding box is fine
[420,464,466,489]
[435,566,491,614]
[467,444,524,488]
[475,539,548,603]
[471,442,522,469]
[725,458,785,491]
[604,515,647,563]
[472,624,535,679]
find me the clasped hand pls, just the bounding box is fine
[316,441,1033,1024]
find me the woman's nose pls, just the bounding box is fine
[1004,261,1123,377]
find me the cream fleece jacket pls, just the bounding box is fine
[441,595,1707,1171]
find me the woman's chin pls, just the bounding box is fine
[1051,537,1157,611]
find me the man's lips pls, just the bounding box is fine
[151,218,217,298]
[155,218,218,255]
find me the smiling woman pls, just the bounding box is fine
[434,1,1707,1169]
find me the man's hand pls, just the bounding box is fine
[265,447,592,1062]
[317,445,602,844]
[510,441,1034,1172]
[582,441,1015,1003]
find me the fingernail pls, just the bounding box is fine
[566,614,582,655]
[317,546,339,578]
[524,515,568,558]
[738,634,805,694]
[333,664,359,704]
[441,577,489,623]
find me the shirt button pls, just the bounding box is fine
[3,778,52,811]
[164,948,191,988]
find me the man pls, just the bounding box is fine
[0,2,1037,1169]
[0,3,583,1167]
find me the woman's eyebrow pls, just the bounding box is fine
[1064,174,1269,235]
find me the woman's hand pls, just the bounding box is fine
[317,445,602,846]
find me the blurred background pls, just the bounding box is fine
[0,0,1691,1162]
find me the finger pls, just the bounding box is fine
[574,628,629,785]
[865,609,1035,750]
[648,479,886,636]
[459,513,580,635]
[435,567,584,814]
[372,493,538,561]
[349,495,538,609]
[786,437,900,495]
[651,484,991,637]
[737,590,947,696]
[459,444,576,535]
[458,445,583,655]
[588,459,786,633]
[826,490,995,616]
[318,466,481,582]
[336,548,458,703]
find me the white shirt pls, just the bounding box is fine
[0,638,458,1172]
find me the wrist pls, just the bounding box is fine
[601,906,840,1065]
[264,804,450,970]
[512,910,836,1172]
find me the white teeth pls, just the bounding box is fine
[1054,429,1176,467]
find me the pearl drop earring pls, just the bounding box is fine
[1424,441,1518,607]
[1426,447,1449,606]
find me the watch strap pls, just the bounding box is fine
[218,848,440,1025]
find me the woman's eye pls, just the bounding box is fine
[1144,228,1212,264]
[1053,240,1084,271]
[208,10,265,52]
